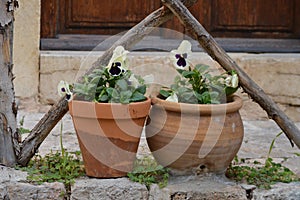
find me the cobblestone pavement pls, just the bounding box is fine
[17,98,300,177]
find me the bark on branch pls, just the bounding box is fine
[0,0,18,166]
[18,0,198,166]
[161,0,300,148]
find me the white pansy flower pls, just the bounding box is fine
[231,74,239,88]
[107,46,129,76]
[170,40,192,70]
[225,74,239,88]
[57,80,73,101]
[166,93,178,103]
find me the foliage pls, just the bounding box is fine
[73,67,147,103]
[128,156,169,189]
[17,122,85,193]
[160,64,238,104]
[159,40,239,104]
[226,157,299,189]
[18,116,31,134]
[19,150,84,186]
[58,46,148,104]
[226,132,300,189]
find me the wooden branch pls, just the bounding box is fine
[18,0,198,166]
[18,98,69,165]
[0,2,18,166]
[0,113,17,166]
[162,0,300,148]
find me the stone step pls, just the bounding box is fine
[1,166,300,200]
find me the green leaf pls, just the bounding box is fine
[131,91,146,102]
[99,94,108,102]
[195,64,210,73]
[181,91,194,101]
[136,85,146,95]
[90,76,101,85]
[225,86,238,96]
[181,71,195,78]
[106,88,119,98]
[177,86,189,94]
[193,91,202,102]
[159,90,171,98]
[120,90,133,104]
[116,79,128,91]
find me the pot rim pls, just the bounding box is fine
[68,97,151,119]
[70,96,150,106]
[151,95,243,114]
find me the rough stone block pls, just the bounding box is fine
[0,166,28,183]
[6,182,66,200]
[148,175,248,200]
[71,177,148,200]
[254,182,300,200]
[0,166,65,200]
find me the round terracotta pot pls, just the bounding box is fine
[145,95,244,175]
[68,98,151,178]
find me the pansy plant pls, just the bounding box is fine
[58,46,148,104]
[160,40,239,104]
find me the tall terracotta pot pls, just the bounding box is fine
[145,95,244,175]
[69,98,151,178]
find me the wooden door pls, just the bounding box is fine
[41,0,161,37]
[41,0,300,52]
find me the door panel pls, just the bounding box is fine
[60,0,161,35]
[210,0,297,37]
[41,0,300,52]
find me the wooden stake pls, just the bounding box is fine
[162,0,300,148]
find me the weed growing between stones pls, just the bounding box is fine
[226,156,299,189]
[226,132,300,189]
[127,156,170,189]
[17,121,85,196]
[18,116,31,134]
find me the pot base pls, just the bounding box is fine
[77,134,138,178]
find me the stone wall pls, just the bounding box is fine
[13,0,40,98]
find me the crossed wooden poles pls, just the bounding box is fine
[17,0,300,166]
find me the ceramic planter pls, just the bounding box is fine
[145,95,244,175]
[68,98,151,178]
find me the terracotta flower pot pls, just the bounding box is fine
[145,95,244,175]
[68,98,151,178]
